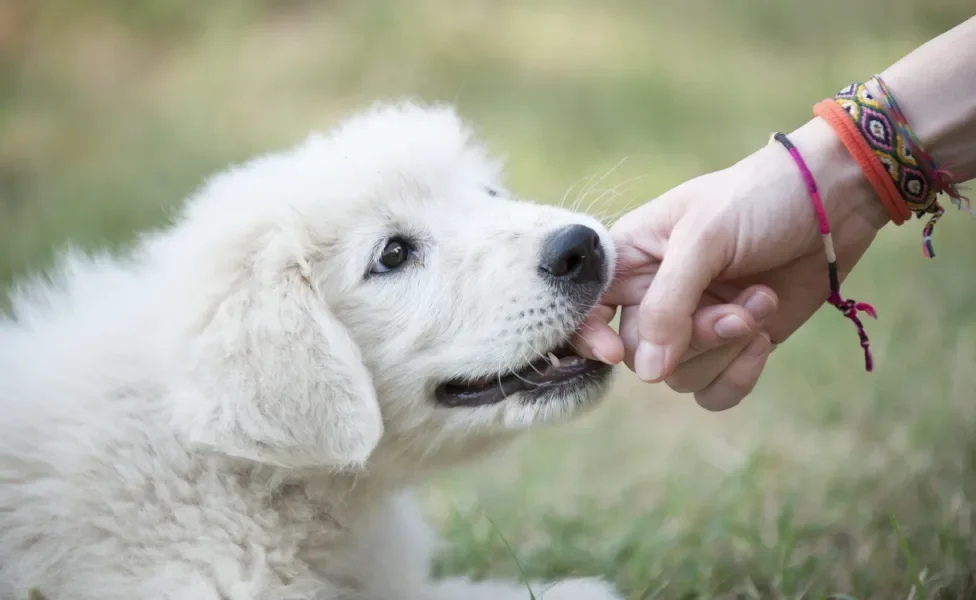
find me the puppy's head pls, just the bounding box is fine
[167,102,616,470]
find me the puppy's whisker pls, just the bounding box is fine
[518,332,549,377]
[582,186,625,216]
[587,157,628,198]
[584,175,645,216]
[592,207,635,227]
[587,188,637,217]
[508,367,540,389]
[582,173,647,217]
[569,165,610,214]
[569,167,606,213]
[571,157,628,213]
[590,196,636,214]
[557,171,598,210]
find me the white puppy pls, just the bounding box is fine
[0,102,622,600]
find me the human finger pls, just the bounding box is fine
[693,332,773,411]
[572,305,624,365]
[633,226,731,383]
[681,286,777,362]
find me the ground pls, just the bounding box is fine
[1,1,975,598]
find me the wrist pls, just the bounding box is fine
[788,117,890,234]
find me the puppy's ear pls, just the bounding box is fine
[173,252,382,469]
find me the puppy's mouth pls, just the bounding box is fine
[434,343,612,407]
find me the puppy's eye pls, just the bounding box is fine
[371,238,410,274]
[485,186,500,197]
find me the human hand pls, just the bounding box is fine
[577,118,890,410]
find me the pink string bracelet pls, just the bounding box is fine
[770,132,878,372]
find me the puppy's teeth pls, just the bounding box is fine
[547,352,561,368]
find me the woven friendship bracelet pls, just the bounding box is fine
[826,79,970,258]
[769,132,877,372]
[870,75,971,257]
[833,80,942,256]
[835,81,938,211]
[873,75,969,208]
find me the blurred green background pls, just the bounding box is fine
[2,1,975,598]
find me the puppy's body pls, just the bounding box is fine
[0,103,621,599]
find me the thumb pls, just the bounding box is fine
[632,227,728,382]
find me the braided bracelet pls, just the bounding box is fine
[871,75,971,256]
[873,75,968,206]
[769,132,877,372]
[818,79,970,258]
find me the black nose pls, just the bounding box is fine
[539,224,605,285]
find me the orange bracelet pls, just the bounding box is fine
[813,99,912,225]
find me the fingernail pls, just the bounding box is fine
[592,349,615,365]
[743,291,776,321]
[714,314,751,340]
[634,341,666,382]
[745,333,771,358]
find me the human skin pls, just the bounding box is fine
[576,16,976,411]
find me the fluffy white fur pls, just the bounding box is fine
[0,102,621,600]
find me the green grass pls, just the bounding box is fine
[2,1,976,597]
